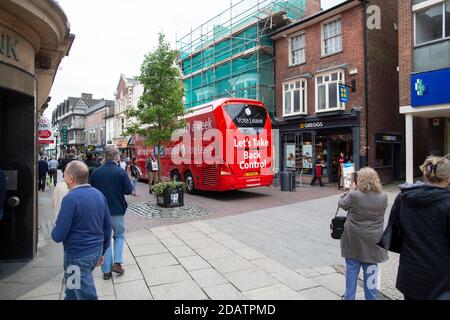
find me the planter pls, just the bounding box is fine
[156,186,185,208]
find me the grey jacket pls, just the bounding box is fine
[338,190,389,264]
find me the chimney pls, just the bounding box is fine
[81,93,93,102]
[305,0,321,17]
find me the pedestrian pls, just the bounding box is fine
[48,157,59,187]
[38,156,48,191]
[59,152,76,176]
[119,156,127,171]
[310,155,325,187]
[51,161,112,300]
[130,158,141,196]
[0,169,5,221]
[338,167,388,300]
[388,155,450,300]
[338,152,345,190]
[146,151,159,194]
[52,180,69,219]
[90,147,133,280]
[84,151,100,183]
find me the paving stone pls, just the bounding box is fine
[126,236,160,247]
[313,266,338,275]
[233,247,266,260]
[130,243,168,257]
[115,279,153,300]
[93,277,115,297]
[17,280,63,300]
[298,286,341,300]
[250,258,291,275]
[159,237,185,248]
[183,238,218,250]
[150,280,208,300]
[126,231,153,239]
[26,294,61,300]
[208,232,234,241]
[112,264,144,284]
[271,270,317,291]
[224,268,278,292]
[142,265,191,287]
[177,232,211,241]
[195,246,235,261]
[313,273,363,297]
[189,268,228,288]
[219,239,248,250]
[136,253,179,269]
[168,245,197,258]
[243,284,307,300]
[99,294,117,300]
[178,256,211,271]
[208,255,254,274]
[295,268,323,278]
[203,283,247,300]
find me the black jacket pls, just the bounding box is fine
[392,184,450,299]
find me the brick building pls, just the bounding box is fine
[398,0,450,183]
[85,99,114,154]
[271,0,402,184]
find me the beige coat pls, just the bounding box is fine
[338,190,389,264]
[53,181,69,219]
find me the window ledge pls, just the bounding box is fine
[321,50,343,59]
[315,108,346,114]
[288,62,306,68]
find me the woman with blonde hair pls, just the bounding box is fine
[338,167,388,300]
[389,155,450,300]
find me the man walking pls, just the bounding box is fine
[48,157,59,187]
[84,151,100,183]
[90,147,133,280]
[38,156,48,191]
[51,161,112,300]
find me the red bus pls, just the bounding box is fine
[131,98,274,193]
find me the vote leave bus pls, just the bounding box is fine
[132,98,274,193]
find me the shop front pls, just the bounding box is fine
[0,0,72,260]
[277,111,360,185]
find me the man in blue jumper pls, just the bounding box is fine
[52,161,112,300]
[91,147,133,280]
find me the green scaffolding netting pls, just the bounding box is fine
[177,0,307,117]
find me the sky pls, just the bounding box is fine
[45,0,345,119]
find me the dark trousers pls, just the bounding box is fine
[38,174,47,191]
[48,169,58,187]
[310,175,324,187]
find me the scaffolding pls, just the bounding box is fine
[176,0,307,116]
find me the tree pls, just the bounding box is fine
[126,33,186,180]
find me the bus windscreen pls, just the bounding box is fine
[223,104,268,133]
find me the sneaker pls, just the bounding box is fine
[112,263,125,275]
[103,272,112,280]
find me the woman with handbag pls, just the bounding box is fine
[389,155,450,300]
[338,167,388,300]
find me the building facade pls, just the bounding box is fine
[399,0,450,183]
[52,93,102,157]
[271,0,402,184]
[85,99,114,154]
[0,0,73,260]
[105,104,116,147]
[113,74,143,152]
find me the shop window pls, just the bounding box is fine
[315,70,345,113]
[375,143,393,167]
[283,79,307,116]
[298,134,313,175]
[315,136,328,176]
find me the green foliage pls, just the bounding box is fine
[125,32,186,151]
[153,181,186,197]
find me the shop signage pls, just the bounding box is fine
[299,122,324,129]
[339,85,349,103]
[375,134,401,143]
[61,126,68,146]
[38,117,54,145]
[0,31,19,62]
[411,68,450,107]
[285,144,296,168]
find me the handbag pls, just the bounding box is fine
[377,221,403,253]
[330,207,347,240]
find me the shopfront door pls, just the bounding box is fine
[0,88,36,260]
[329,134,353,183]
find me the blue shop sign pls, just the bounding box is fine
[411,68,450,107]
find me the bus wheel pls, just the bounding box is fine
[171,171,181,182]
[185,172,196,194]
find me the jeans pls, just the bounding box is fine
[102,215,125,273]
[132,177,138,194]
[344,258,379,300]
[64,251,102,300]
[38,174,46,191]
[48,169,58,187]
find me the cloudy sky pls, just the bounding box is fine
[45,0,345,118]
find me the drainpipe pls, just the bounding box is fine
[362,0,370,167]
